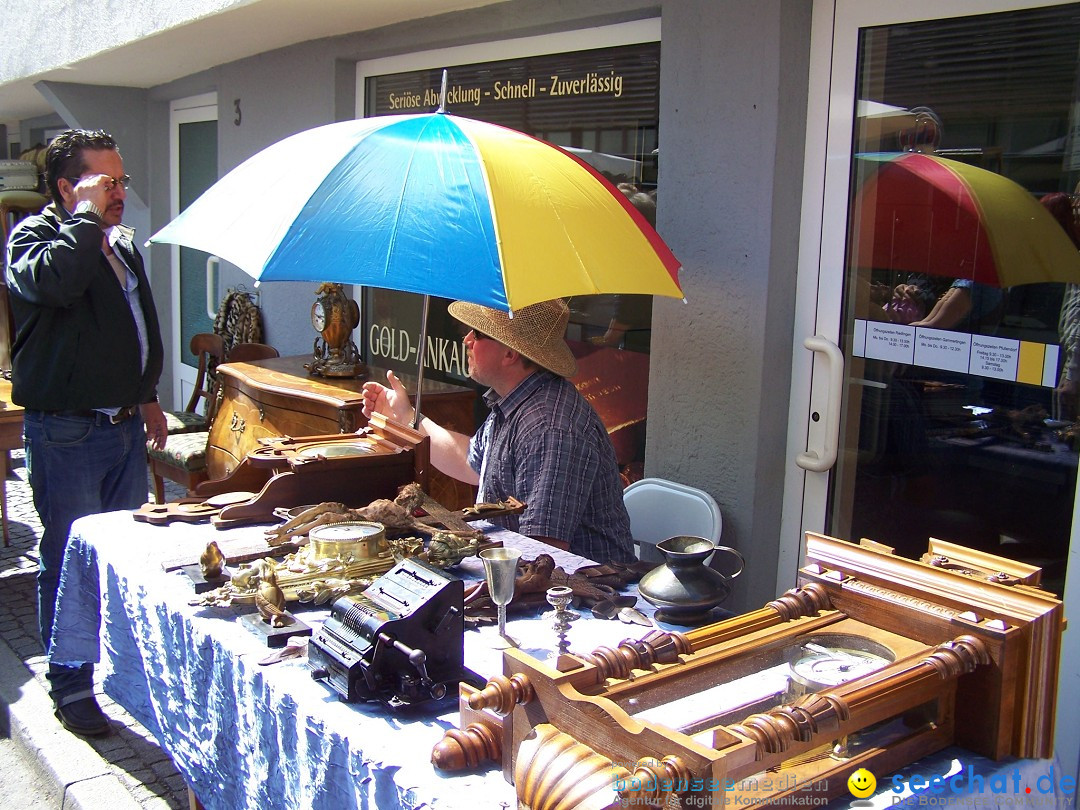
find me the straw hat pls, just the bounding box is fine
[448,298,578,378]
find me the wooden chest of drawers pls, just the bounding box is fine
[206,356,478,509]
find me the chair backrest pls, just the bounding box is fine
[622,477,723,563]
[226,342,280,363]
[183,332,226,414]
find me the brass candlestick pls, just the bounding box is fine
[546,585,575,656]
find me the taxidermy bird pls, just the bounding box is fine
[200,541,225,579]
[255,569,290,627]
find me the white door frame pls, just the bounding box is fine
[168,92,218,410]
[783,0,1080,772]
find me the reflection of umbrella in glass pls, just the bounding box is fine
[852,151,1080,287]
[561,146,641,179]
[149,108,683,422]
[855,100,916,149]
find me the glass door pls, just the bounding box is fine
[787,0,1080,771]
[169,93,218,408]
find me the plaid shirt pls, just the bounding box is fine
[468,370,635,563]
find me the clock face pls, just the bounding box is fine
[311,300,326,332]
[788,635,893,690]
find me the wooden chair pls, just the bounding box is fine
[225,342,280,363]
[147,431,212,504]
[147,333,225,504]
[162,333,226,435]
[147,340,280,503]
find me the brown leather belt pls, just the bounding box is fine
[50,405,138,424]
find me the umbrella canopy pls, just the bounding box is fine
[852,151,1080,287]
[149,113,682,312]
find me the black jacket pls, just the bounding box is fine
[5,205,163,411]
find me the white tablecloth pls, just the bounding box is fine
[50,512,652,810]
[50,511,1065,810]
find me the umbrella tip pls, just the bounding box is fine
[437,69,448,114]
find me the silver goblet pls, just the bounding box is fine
[480,547,522,643]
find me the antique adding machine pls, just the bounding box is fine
[309,556,478,706]
[432,532,1064,810]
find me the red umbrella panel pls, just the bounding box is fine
[851,152,1080,287]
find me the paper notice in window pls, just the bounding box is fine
[969,335,1020,380]
[864,322,915,363]
[913,328,971,373]
[852,320,1058,387]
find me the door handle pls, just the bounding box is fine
[205,256,220,318]
[796,335,844,472]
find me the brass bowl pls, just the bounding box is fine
[308,521,387,561]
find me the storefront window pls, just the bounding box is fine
[363,42,661,482]
[835,4,1080,595]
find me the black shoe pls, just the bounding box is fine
[54,695,112,737]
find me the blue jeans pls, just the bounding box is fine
[23,409,148,700]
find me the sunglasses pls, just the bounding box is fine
[470,329,494,341]
[66,174,131,191]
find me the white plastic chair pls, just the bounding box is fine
[622,478,723,563]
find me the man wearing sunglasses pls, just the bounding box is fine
[362,297,634,565]
[5,129,166,737]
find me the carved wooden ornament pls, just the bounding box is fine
[434,533,1064,809]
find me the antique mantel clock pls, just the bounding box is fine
[306,282,365,378]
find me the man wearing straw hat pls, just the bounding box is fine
[362,298,635,563]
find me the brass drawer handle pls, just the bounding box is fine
[230,412,246,435]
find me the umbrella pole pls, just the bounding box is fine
[412,295,430,430]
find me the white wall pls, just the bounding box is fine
[0,0,249,86]
[654,0,811,610]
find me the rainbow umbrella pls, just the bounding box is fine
[852,152,1080,286]
[148,113,683,312]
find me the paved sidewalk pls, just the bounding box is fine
[0,449,189,809]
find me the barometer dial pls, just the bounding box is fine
[788,636,893,690]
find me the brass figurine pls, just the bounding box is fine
[255,568,291,627]
[199,540,225,579]
[425,531,484,568]
[388,537,425,562]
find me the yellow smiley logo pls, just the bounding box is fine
[848,768,877,798]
